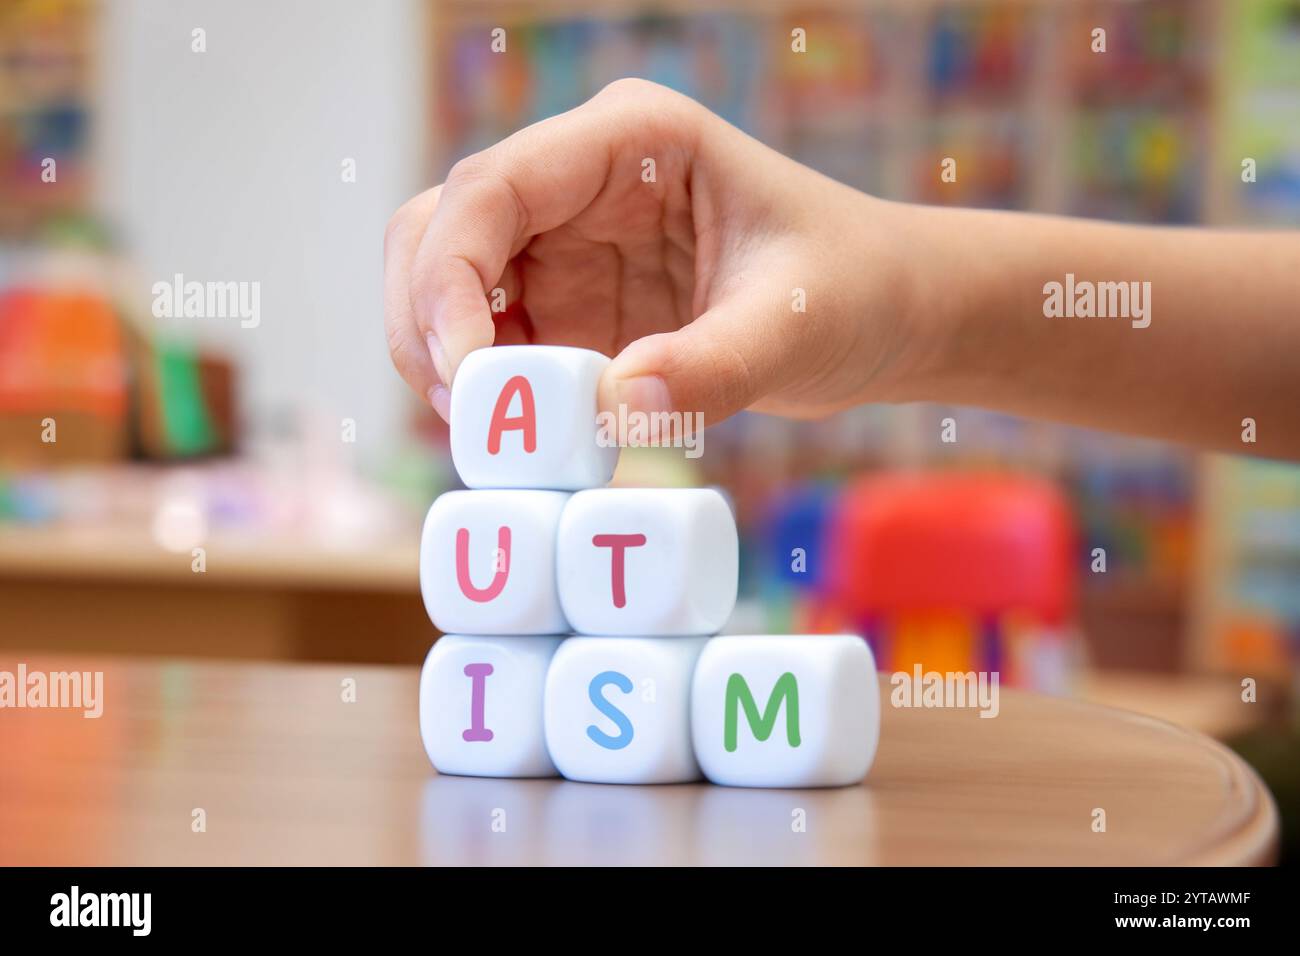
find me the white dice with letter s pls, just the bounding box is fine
[556,488,738,636]
[543,636,706,784]
[419,634,562,778]
[690,635,880,788]
[450,345,618,490]
[419,489,569,635]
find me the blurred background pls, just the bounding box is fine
[0,0,1297,856]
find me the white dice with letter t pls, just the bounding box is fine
[543,636,707,784]
[690,635,880,788]
[450,345,618,490]
[419,489,569,635]
[556,488,739,636]
[419,634,562,778]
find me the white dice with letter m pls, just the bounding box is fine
[690,634,880,788]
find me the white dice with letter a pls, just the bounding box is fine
[556,488,738,636]
[690,635,880,788]
[543,636,707,784]
[419,489,569,635]
[419,635,562,778]
[450,345,618,490]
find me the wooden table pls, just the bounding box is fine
[0,654,1277,866]
[1076,670,1275,742]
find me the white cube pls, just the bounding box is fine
[690,635,880,788]
[418,635,562,778]
[557,488,738,636]
[420,489,569,635]
[543,636,706,784]
[450,345,618,491]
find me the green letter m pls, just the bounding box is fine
[724,673,800,753]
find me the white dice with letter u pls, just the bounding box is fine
[690,634,880,788]
[450,345,618,490]
[544,636,707,784]
[420,489,569,635]
[419,634,562,778]
[557,488,738,636]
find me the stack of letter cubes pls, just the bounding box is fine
[418,346,880,787]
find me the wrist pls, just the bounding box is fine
[846,198,957,406]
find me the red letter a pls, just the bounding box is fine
[487,375,537,454]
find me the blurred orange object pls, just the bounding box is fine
[890,610,979,674]
[0,287,128,464]
[1223,614,1291,677]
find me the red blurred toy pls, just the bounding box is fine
[828,472,1079,692]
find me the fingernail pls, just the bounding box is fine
[426,332,452,386]
[615,375,672,415]
[427,384,451,423]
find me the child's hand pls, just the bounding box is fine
[387,79,1300,458]
[384,78,917,424]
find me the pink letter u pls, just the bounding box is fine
[456,527,510,602]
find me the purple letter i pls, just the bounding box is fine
[462,663,494,742]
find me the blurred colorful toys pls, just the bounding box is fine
[762,472,1079,693]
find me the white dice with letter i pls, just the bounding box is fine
[420,345,619,778]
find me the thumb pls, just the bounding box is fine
[599,290,794,429]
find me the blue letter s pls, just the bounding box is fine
[586,671,634,750]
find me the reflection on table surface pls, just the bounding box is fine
[0,654,1276,866]
[418,775,876,867]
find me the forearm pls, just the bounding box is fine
[885,203,1300,459]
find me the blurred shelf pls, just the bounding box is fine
[1082,575,1188,610]
[0,523,419,592]
[0,522,431,664]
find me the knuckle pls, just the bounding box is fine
[711,342,758,409]
[384,193,426,257]
[597,76,664,104]
[408,252,473,328]
[665,331,756,416]
[407,258,443,316]
[446,152,495,188]
[451,170,529,245]
[594,79,702,147]
[387,331,425,385]
[444,151,527,235]
[383,210,408,257]
[383,311,406,351]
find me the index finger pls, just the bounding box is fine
[408,79,688,384]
